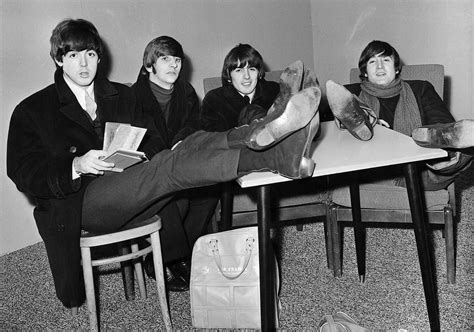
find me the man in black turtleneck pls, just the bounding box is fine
[132,36,218,291]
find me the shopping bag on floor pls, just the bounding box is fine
[319,312,369,332]
[190,226,280,328]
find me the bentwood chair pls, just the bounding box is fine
[203,70,333,268]
[72,215,172,331]
[329,64,457,283]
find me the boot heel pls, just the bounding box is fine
[299,157,316,178]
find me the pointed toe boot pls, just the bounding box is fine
[326,80,374,141]
[302,68,320,89]
[267,60,304,114]
[246,86,321,150]
[412,120,474,149]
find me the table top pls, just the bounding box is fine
[237,121,448,188]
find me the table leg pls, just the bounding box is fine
[220,182,233,231]
[257,185,276,330]
[349,179,366,282]
[404,162,440,330]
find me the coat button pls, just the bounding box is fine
[69,146,77,153]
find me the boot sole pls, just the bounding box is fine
[412,120,474,149]
[248,86,321,150]
[267,60,304,114]
[326,80,373,141]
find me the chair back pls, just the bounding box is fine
[349,64,444,99]
[203,70,283,94]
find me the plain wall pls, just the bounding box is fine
[0,0,314,255]
[311,0,473,119]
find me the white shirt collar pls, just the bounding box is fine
[63,74,95,110]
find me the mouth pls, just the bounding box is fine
[79,72,89,78]
[375,72,386,77]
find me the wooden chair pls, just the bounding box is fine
[329,64,457,283]
[203,70,333,268]
[72,215,172,331]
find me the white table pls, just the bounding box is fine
[233,121,447,330]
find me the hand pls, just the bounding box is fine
[73,150,114,175]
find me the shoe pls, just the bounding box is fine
[302,68,320,89]
[258,110,320,179]
[267,60,304,114]
[411,120,474,149]
[169,259,191,284]
[326,80,374,141]
[246,86,321,150]
[144,254,189,292]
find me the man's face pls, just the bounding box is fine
[366,52,396,86]
[55,49,99,87]
[147,55,182,89]
[230,61,259,96]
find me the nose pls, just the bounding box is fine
[170,58,178,68]
[243,68,250,79]
[376,58,383,69]
[79,53,87,67]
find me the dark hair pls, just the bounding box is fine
[221,44,265,85]
[50,18,103,66]
[143,36,184,71]
[358,40,401,81]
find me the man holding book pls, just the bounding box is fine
[7,18,322,309]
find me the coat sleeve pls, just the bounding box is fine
[417,81,455,125]
[7,103,81,199]
[172,84,201,145]
[200,89,234,132]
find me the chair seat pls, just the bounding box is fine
[331,183,449,211]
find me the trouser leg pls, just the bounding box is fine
[82,131,239,232]
[181,185,220,247]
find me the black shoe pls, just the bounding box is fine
[170,259,191,284]
[144,254,189,292]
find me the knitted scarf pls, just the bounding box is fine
[359,78,421,136]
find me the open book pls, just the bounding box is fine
[102,122,148,172]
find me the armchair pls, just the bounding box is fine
[329,64,457,283]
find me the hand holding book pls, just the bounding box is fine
[102,122,148,172]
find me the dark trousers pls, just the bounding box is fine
[158,186,219,263]
[81,130,237,238]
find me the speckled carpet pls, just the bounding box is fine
[1,164,472,330]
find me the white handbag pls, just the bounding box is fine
[190,226,280,328]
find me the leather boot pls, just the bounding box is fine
[227,86,321,150]
[267,60,304,114]
[239,110,320,179]
[302,68,320,89]
[411,120,474,149]
[247,86,321,150]
[326,80,374,141]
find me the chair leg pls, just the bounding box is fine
[81,247,99,332]
[150,231,172,331]
[324,205,334,270]
[119,242,135,301]
[444,207,456,284]
[131,242,147,299]
[330,205,343,277]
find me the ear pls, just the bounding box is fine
[145,66,153,74]
[55,59,63,67]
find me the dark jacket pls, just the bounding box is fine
[132,69,200,148]
[345,80,454,126]
[200,79,279,132]
[6,69,149,308]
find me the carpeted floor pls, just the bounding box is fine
[1,163,473,330]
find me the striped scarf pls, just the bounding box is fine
[359,78,421,136]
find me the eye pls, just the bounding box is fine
[161,56,169,61]
[368,59,375,64]
[384,57,392,62]
[175,58,182,64]
[234,68,242,73]
[249,67,258,72]
[67,52,78,58]
[87,51,97,57]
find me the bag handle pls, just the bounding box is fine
[208,237,255,280]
